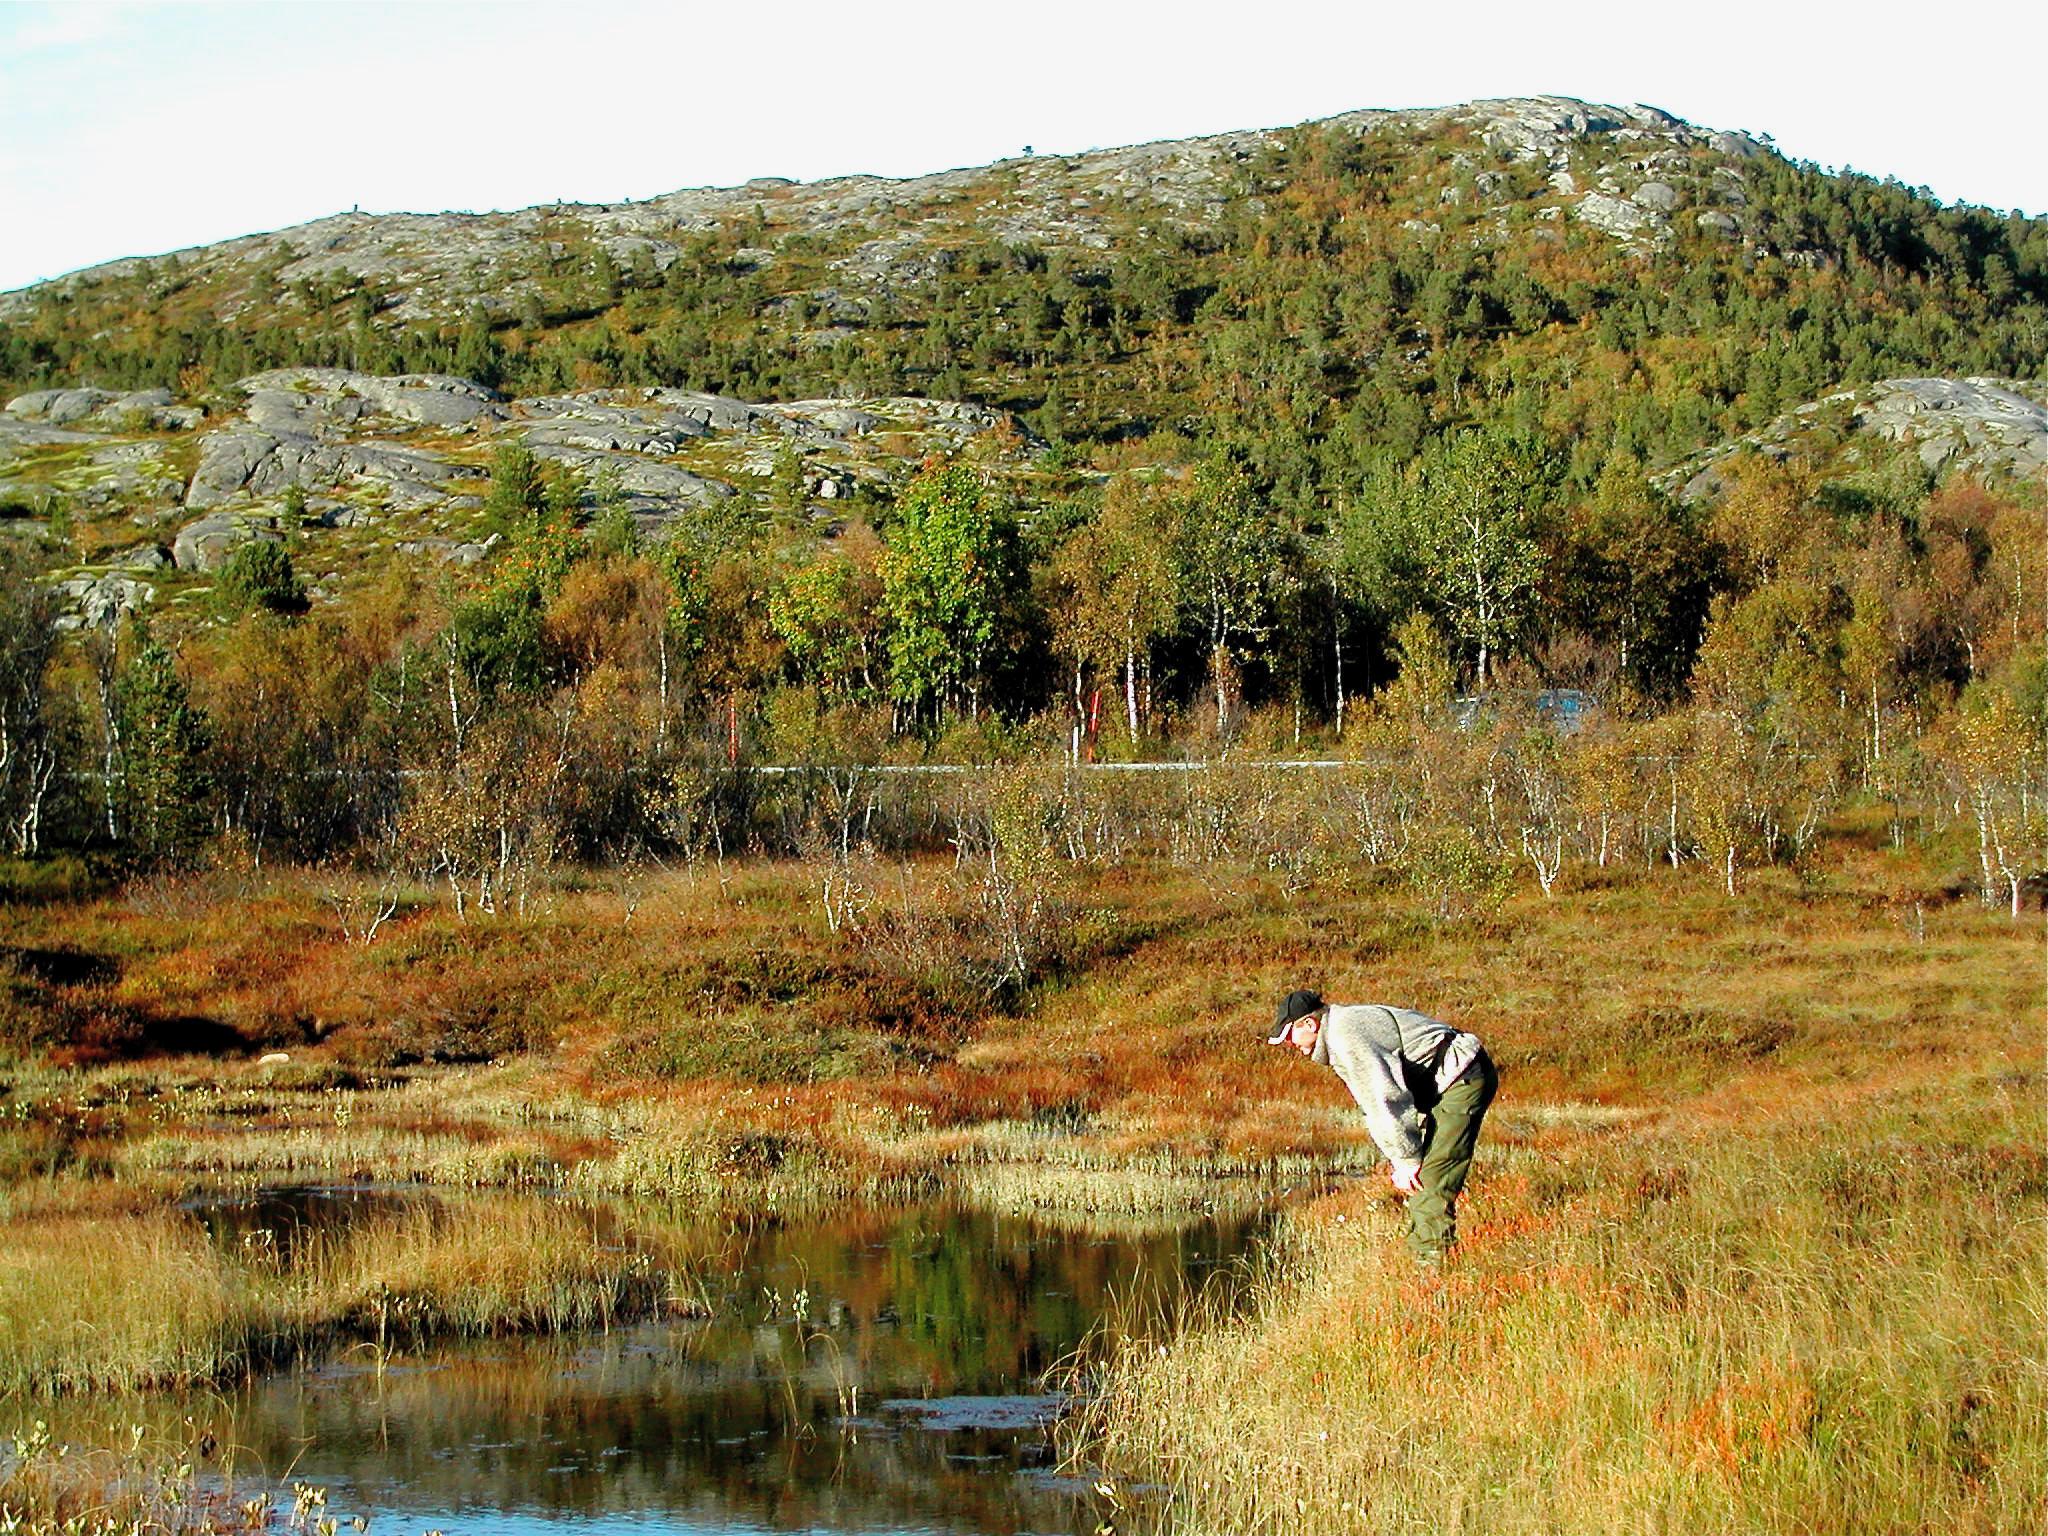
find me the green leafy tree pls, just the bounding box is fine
[1050,475,1182,740]
[879,463,1017,725]
[768,525,885,699]
[1173,455,1285,731]
[1376,609,1456,729]
[1422,431,1554,689]
[1564,452,1716,703]
[451,517,582,704]
[1358,431,1555,690]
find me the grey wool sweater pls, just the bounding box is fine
[1310,1004,1480,1171]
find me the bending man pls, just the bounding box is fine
[1268,989,1497,1263]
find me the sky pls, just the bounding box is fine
[2,0,2044,293]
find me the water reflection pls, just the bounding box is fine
[110,1199,1263,1536]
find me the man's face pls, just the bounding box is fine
[1286,1013,1321,1056]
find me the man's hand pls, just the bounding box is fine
[1390,1162,1424,1195]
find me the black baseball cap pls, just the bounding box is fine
[1267,989,1324,1043]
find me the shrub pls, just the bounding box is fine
[211,539,305,617]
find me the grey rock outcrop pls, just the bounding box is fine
[397,534,500,567]
[525,445,735,516]
[775,403,882,437]
[1665,376,2048,501]
[108,542,171,571]
[1858,377,2048,478]
[233,370,503,430]
[1448,99,1686,163]
[71,440,184,508]
[172,511,281,572]
[1574,192,1668,241]
[0,417,100,461]
[6,387,202,431]
[513,388,763,442]
[52,572,155,630]
[7,387,122,425]
[187,374,484,509]
[187,430,465,509]
[513,395,720,456]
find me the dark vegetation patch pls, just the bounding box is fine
[333,998,551,1068]
[0,855,105,905]
[1624,1003,1795,1060]
[1,945,118,986]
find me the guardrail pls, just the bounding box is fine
[746,760,1354,775]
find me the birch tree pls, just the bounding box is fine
[1173,456,1283,733]
[879,463,1015,726]
[1410,431,1552,690]
[1050,475,1180,741]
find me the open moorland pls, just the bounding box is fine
[2,792,2042,1532]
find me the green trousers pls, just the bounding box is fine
[1405,1049,1497,1262]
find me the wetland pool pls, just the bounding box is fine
[107,1191,1270,1536]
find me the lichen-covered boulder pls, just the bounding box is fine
[172,511,280,572]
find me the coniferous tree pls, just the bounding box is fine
[483,441,551,537]
[117,637,212,864]
[212,541,306,619]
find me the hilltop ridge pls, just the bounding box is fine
[5,96,1760,317]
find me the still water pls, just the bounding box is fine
[172,1191,1267,1536]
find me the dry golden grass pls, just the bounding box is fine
[0,1211,247,1392]
[5,844,2037,1211]
[294,1196,676,1338]
[1069,1054,2046,1535]
[0,1193,705,1395]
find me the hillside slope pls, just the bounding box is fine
[5,95,2043,495]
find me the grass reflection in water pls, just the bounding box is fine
[21,1194,1268,1536]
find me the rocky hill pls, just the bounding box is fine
[3,98,1762,325]
[6,93,2038,459]
[2,94,2043,641]
[1666,377,2048,501]
[7,357,2041,636]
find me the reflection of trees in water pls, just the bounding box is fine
[242,1348,1068,1529]
[56,1202,1261,1535]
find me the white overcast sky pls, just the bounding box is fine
[3,0,2044,293]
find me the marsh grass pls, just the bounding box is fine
[0,1413,252,1536]
[0,1193,705,1395]
[1068,1064,2047,1535]
[0,1212,247,1394]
